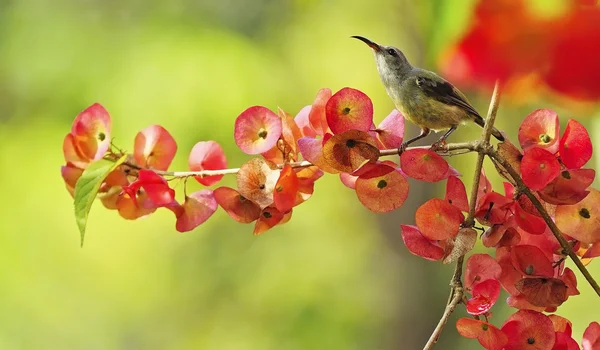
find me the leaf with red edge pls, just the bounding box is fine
[466,279,501,316]
[273,164,299,213]
[501,310,555,350]
[253,207,285,235]
[297,135,340,174]
[583,321,600,350]
[308,88,331,135]
[518,109,560,154]
[188,141,227,186]
[236,158,280,209]
[511,245,554,277]
[400,149,449,182]
[456,318,508,350]
[325,87,373,134]
[539,168,595,205]
[175,190,218,232]
[464,253,502,290]
[322,130,379,173]
[355,164,409,213]
[415,198,464,241]
[513,202,546,235]
[375,109,404,149]
[400,225,444,261]
[235,106,282,155]
[521,147,561,191]
[134,125,178,171]
[515,277,568,308]
[560,119,593,169]
[445,176,469,212]
[213,186,261,223]
[70,103,112,162]
[555,188,600,244]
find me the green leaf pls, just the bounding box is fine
[73,155,128,247]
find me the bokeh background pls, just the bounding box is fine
[0,0,599,349]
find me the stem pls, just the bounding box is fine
[423,81,502,350]
[487,148,600,297]
[113,143,479,179]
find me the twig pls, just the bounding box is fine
[423,81,502,350]
[111,143,480,179]
[486,148,600,297]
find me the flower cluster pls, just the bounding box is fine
[61,87,599,349]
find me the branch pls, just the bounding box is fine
[111,143,479,179]
[487,148,600,297]
[423,81,502,350]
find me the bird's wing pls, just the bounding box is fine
[414,73,482,118]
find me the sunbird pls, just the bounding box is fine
[352,36,504,151]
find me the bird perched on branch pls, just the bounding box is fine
[352,36,504,151]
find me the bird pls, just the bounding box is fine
[351,35,504,151]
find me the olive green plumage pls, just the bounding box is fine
[352,36,504,147]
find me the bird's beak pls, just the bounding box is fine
[351,36,381,52]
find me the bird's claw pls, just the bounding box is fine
[397,142,409,155]
[430,140,448,153]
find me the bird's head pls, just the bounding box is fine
[351,36,412,83]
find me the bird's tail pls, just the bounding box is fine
[473,115,505,141]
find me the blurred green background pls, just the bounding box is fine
[0,0,598,349]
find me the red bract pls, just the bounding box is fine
[521,147,560,191]
[236,158,280,209]
[456,318,507,350]
[559,119,593,169]
[322,130,379,173]
[400,225,444,261]
[518,109,560,154]
[297,135,339,174]
[308,88,331,135]
[510,245,554,277]
[583,322,600,350]
[70,103,112,162]
[174,190,218,232]
[133,125,177,171]
[464,254,502,290]
[123,169,175,207]
[213,186,261,223]
[501,310,555,350]
[294,166,323,205]
[116,190,156,220]
[415,198,464,241]
[549,315,572,336]
[63,134,91,169]
[188,141,227,186]
[400,149,449,182]
[514,277,568,308]
[513,202,546,235]
[234,106,282,154]
[278,107,303,157]
[355,164,409,213]
[325,87,373,134]
[466,279,501,316]
[253,207,285,235]
[273,164,299,213]
[539,168,595,205]
[295,105,317,138]
[555,188,600,244]
[61,163,84,196]
[445,176,469,212]
[374,109,404,149]
[475,191,513,225]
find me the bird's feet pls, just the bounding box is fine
[397,142,409,155]
[430,139,448,153]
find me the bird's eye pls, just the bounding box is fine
[387,48,397,56]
